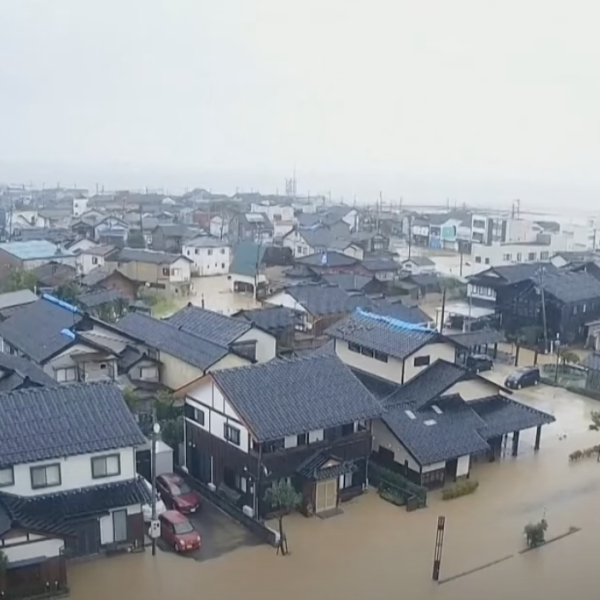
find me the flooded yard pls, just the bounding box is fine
[69,378,600,600]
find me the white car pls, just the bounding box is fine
[142,478,167,522]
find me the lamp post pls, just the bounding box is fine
[150,419,161,556]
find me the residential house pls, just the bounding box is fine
[0,289,38,322]
[360,360,554,488]
[229,242,268,298]
[81,267,139,302]
[77,288,129,321]
[107,248,192,296]
[321,273,386,295]
[326,308,457,385]
[93,216,130,246]
[294,251,359,275]
[368,298,434,327]
[33,261,78,291]
[250,202,295,240]
[264,283,371,336]
[496,269,600,344]
[150,224,204,253]
[66,237,99,254]
[401,256,436,275]
[350,231,390,254]
[471,238,569,268]
[230,212,274,245]
[0,381,149,597]
[180,353,381,517]
[70,210,106,238]
[182,237,231,276]
[0,295,119,383]
[76,244,115,275]
[0,352,57,391]
[209,214,231,239]
[114,304,276,389]
[360,256,400,281]
[0,240,76,271]
[233,306,300,355]
[282,223,363,260]
[410,218,430,247]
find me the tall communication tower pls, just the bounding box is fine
[285,166,297,198]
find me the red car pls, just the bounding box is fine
[160,510,201,553]
[156,473,202,514]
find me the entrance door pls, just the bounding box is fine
[65,519,101,558]
[315,479,338,513]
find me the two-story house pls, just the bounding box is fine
[106,248,193,296]
[76,244,115,275]
[0,295,120,384]
[182,236,231,276]
[179,353,382,517]
[0,382,149,597]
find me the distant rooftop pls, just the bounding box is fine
[0,240,74,260]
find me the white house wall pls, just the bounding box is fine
[169,257,191,283]
[183,244,230,276]
[99,504,142,545]
[186,380,250,453]
[3,538,64,563]
[209,353,250,372]
[8,447,136,497]
[372,420,420,471]
[334,340,404,384]
[456,454,470,477]
[402,343,456,383]
[236,328,277,363]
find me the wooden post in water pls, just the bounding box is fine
[432,516,446,581]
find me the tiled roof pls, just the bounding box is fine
[404,256,435,266]
[484,262,560,284]
[115,248,187,265]
[0,382,146,468]
[235,306,300,334]
[81,267,116,287]
[167,305,251,346]
[369,298,432,325]
[296,451,357,481]
[351,369,400,400]
[470,395,556,439]
[361,257,399,272]
[78,288,127,309]
[296,251,358,268]
[0,477,151,536]
[115,312,229,371]
[326,309,438,360]
[383,394,490,465]
[0,353,57,392]
[446,329,505,349]
[0,289,38,311]
[0,297,82,363]
[322,274,374,291]
[183,236,228,249]
[283,284,371,317]
[229,242,266,277]
[538,270,600,303]
[212,354,383,442]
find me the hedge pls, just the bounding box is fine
[442,480,479,500]
[368,461,427,506]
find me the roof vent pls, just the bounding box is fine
[424,419,437,426]
[405,410,416,420]
[432,405,443,415]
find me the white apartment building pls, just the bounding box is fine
[471,236,570,267]
[182,236,231,276]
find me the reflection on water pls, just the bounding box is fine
[69,383,600,600]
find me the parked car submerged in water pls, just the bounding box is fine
[505,366,541,389]
[160,510,201,553]
[156,473,202,514]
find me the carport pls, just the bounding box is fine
[447,329,505,365]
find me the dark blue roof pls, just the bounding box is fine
[115,312,230,371]
[235,306,300,334]
[230,242,266,277]
[211,353,383,442]
[0,382,146,468]
[282,283,371,317]
[167,305,251,346]
[0,298,82,363]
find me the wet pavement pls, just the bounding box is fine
[68,375,600,600]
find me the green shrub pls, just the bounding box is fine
[368,461,427,506]
[378,486,406,507]
[442,479,479,500]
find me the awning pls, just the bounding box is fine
[296,451,357,481]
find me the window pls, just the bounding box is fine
[339,471,354,489]
[516,253,522,262]
[92,256,99,265]
[195,248,199,255]
[30,464,61,489]
[162,267,170,276]
[473,219,486,229]
[112,509,128,543]
[91,454,121,479]
[361,346,374,358]
[220,248,225,254]
[224,423,241,446]
[373,350,389,363]
[263,438,284,453]
[502,253,512,261]
[421,468,445,486]
[208,249,213,256]
[0,467,14,488]
[475,256,481,263]
[573,305,578,315]
[297,433,308,446]
[583,304,587,313]
[194,407,205,426]
[484,258,490,264]
[413,355,430,367]
[348,342,361,353]
[56,367,77,382]
[528,252,536,261]
[540,251,549,260]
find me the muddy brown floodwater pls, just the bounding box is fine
[70,368,600,600]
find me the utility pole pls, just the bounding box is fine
[150,408,161,556]
[439,287,447,333]
[537,267,549,353]
[408,215,413,260]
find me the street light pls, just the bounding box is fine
[150,419,161,556]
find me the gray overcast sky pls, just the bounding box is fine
[1,0,599,208]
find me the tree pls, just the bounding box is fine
[126,230,146,249]
[524,518,548,548]
[123,387,140,413]
[558,347,580,365]
[0,268,37,293]
[264,480,302,556]
[54,281,81,305]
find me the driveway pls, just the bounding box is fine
[157,500,260,562]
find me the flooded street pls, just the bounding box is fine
[69,369,600,600]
